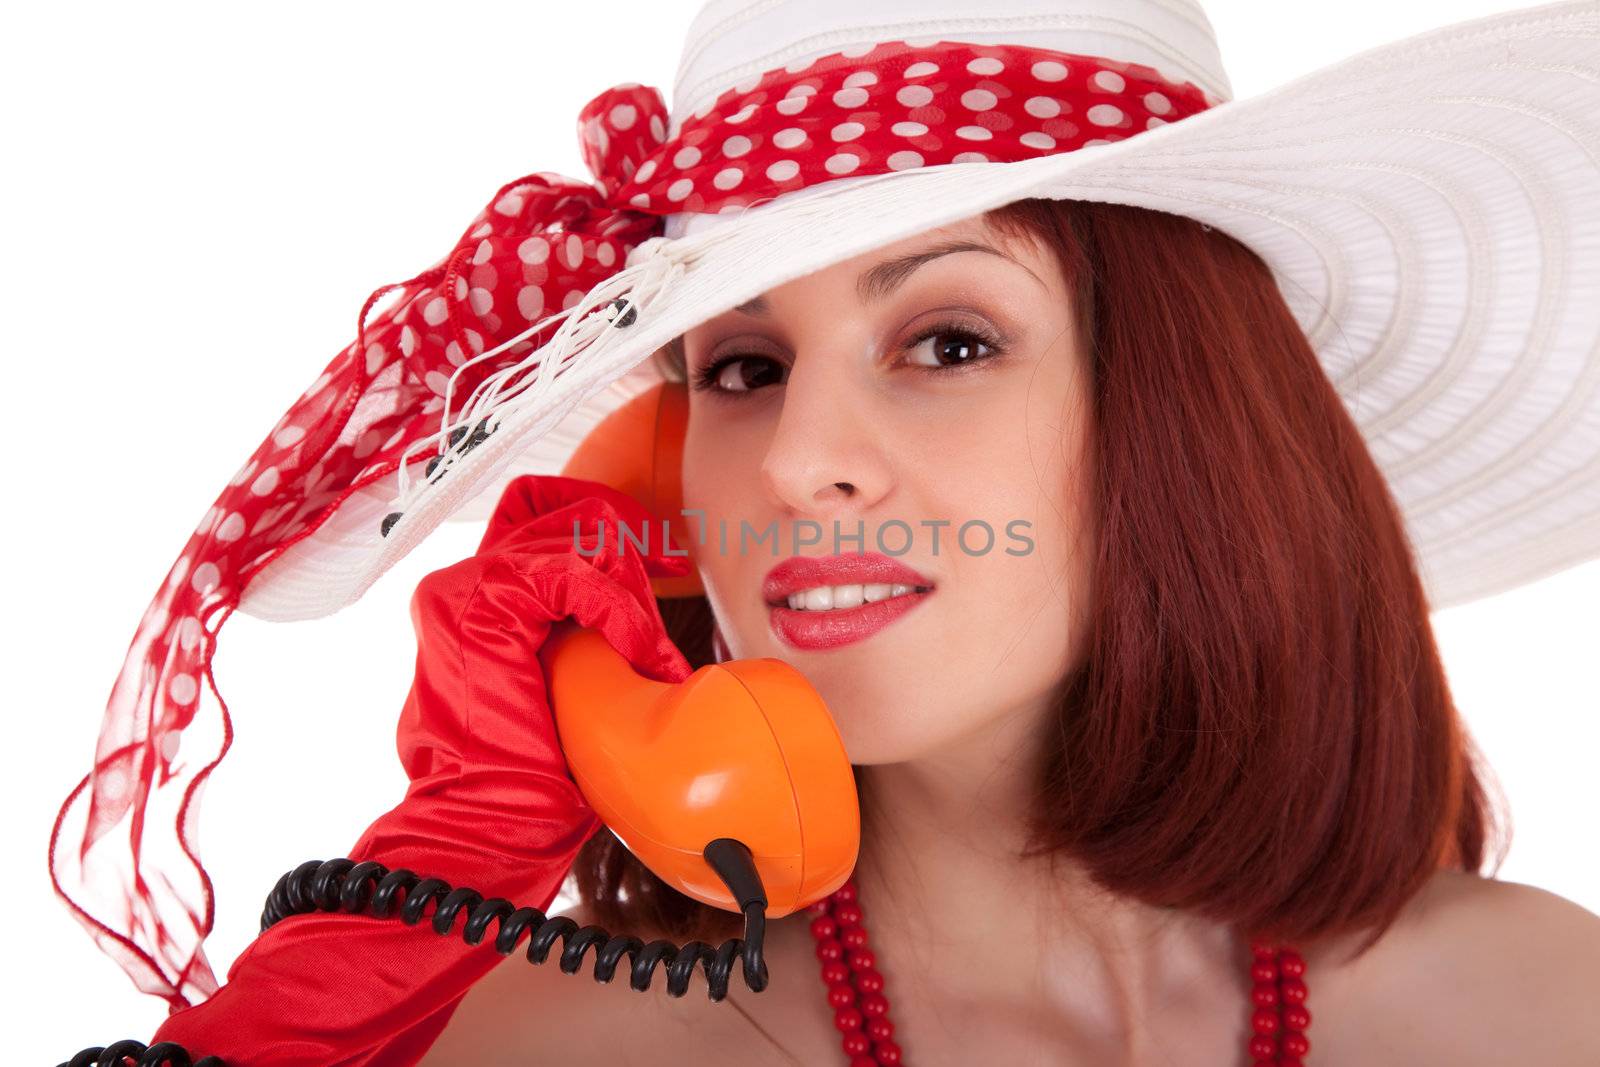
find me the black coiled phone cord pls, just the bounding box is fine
[60,838,770,1067]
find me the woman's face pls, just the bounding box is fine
[679,213,1097,765]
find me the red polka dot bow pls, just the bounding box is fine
[51,37,1211,1007]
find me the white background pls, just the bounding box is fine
[3,1,1595,1059]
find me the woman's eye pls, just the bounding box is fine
[903,325,999,369]
[695,354,786,394]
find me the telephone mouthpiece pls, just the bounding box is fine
[541,625,860,918]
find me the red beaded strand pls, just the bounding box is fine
[807,880,1311,1065]
[807,879,902,1066]
[1247,939,1313,1065]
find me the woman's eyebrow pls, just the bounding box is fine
[856,239,1037,302]
[729,238,1041,318]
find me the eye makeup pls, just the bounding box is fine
[688,305,1013,397]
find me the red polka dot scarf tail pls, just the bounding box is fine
[50,38,1212,1007]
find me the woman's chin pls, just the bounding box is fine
[828,700,956,767]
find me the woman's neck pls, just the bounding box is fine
[850,720,1244,1047]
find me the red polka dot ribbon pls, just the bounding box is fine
[604,39,1212,215]
[50,37,1213,1008]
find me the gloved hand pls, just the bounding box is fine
[147,473,694,1066]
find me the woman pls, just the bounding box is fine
[418,198,1600,1065]
[52,0,1600,1064]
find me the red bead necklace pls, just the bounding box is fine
[806,879,1312,1066]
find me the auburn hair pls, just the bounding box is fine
[564,197,1510,961]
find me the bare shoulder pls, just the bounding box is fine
[1310,869,1600,1066]
[416,898,803,1066]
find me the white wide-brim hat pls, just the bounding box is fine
[255,0,1600,621]
[53,0,1600,1011]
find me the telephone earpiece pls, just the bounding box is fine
[549,377,861,919]
[560,379,702,600]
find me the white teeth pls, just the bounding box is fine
[832,584,864,609]
[785,582,926,611]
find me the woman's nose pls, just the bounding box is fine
[759,350,891,518]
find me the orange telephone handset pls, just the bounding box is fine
[543,381,860,920]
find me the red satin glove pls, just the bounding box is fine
[148,474,693,1066]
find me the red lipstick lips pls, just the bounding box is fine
[763,553,935,651]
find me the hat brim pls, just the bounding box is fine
[238,0,1600,621]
